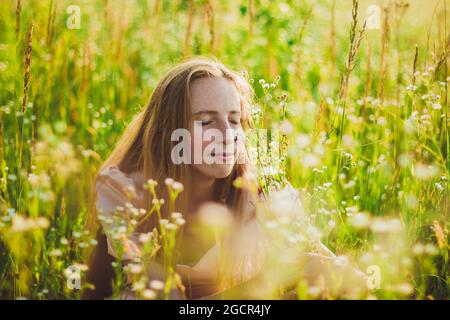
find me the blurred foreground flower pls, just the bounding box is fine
[11,215,49,232]
[197,202,233,230]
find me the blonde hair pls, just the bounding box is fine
[85,56,260,297]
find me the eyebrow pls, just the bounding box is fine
[192,110,241,116]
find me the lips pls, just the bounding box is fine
[210,151,235,162]
[211,151,233,157]
[211,151,233,156]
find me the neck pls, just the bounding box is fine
[188,170,216,213]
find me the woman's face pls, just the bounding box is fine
[188,76,244,179]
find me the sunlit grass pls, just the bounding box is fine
[0,0,448,299]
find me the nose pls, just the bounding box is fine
[216,120,236,144]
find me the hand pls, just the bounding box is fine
[143,260,186,300]
[278,252,369,298]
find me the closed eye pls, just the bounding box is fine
[201,120,213,126]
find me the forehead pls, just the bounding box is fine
[189,77,241,113]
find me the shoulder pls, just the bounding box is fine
[248,182,302,208]
[95,165,145,210]
[269,182,302,204]
[96,165,145,191]
[97,165,131,185]
[243,182,304,223]
[240,188,264,224]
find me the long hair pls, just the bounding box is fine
[84,56,259,299]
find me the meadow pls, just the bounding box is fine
[0,0,448,299]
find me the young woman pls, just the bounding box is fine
[84,56,366,300]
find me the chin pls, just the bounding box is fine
[209,164,235,178]
[195,164,234,179]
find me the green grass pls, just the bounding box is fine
[0,0,448,299]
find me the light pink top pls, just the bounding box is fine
[94,165,344,298]
[94,165,265,292]
[95,165,146,259]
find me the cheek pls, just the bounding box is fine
[190,128,213,163]
[201,138,210,151]
[236,131,245,151]
[189,128,205,153]
[234,132,246,163]
[236,140,245,161]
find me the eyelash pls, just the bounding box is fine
[201,120,241,126]
[201,120,213,126]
